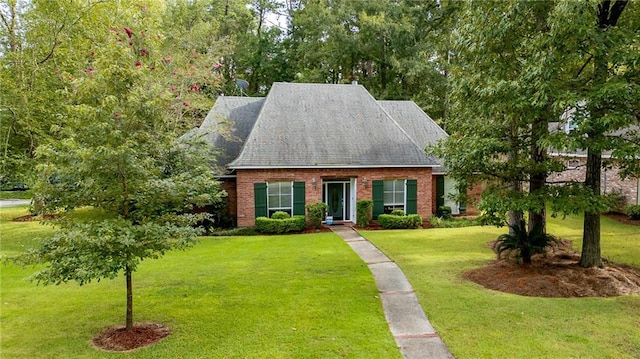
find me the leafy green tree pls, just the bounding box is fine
[435,0,639,268]
[432,0,561,234]
[0,0,91,186]
[548,0,639,267]
[1,0,237,187]
[286,0,454,122]
[16,7,224,331]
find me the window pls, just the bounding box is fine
[255,182,305,219]
[267,181,292,217]
[383,179,405,213]
[372,179,416,218]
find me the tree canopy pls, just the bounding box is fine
[11,0,226,330]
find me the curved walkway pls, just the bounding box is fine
[331,226,454,359]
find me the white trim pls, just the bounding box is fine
[323,180,353,222]
[382,179,406,212]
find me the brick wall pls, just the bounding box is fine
[548,157,639,206]
[234,167,433,227]
[220,179,237,223]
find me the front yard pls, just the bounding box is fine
[0,207,399,358]
[362,215,640,358]
[2,206,639,358]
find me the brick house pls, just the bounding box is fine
[194,82,457,227]
[548,152,640,206]
[547,119,640,207]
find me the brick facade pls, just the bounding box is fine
[230,167,433,227]
[220,179,237,223]
[548,157,639,206]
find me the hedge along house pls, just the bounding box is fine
[195,82,453,227]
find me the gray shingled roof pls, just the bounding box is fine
[378,100,448,172]
[227,82,440,169]
[196,96,264,170]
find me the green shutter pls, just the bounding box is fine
[293,181,306,216]
[436,176,445,211]
[254,183,267,218]
[405,179,417,215]
[372,180,384,219]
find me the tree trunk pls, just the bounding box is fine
[579,0,627,268]
[508,207,523,236]
[126,264,133,331]
[580,147,603,268]
[508,135,523,235]
[529,117,548,233]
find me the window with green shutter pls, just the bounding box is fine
[373,179,417,216]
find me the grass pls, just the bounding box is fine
[361,215,640,359]
[0,190,33,200]
[0,206,400,358]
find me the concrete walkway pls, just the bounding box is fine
[0,199,31,208]
[331,226,454,359]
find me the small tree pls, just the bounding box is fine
[14,15,223,332]
[495,220,557,265]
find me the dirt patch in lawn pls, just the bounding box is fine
[464,240,640,298]
[92,322,170,352]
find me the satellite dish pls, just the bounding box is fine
[235,79,249,96]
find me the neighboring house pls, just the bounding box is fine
[194,82,458,227]
[548,120,640,206]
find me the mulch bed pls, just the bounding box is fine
[92,322,170,352]
[465,240,640,298]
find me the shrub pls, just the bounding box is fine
[271,211,291,220]
[356,199,373,227]
[378,213,422,229]
[436,206,452,219]
[306,202,328,229]
[604,190,627,213]
[494,220,557,265]
[626,204,640,220]
[477,210,507,227]
[390,209,406,216]
[255,215,306,234]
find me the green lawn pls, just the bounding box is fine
[0,190,33,200]
[0,207,399,358]
[361,215,640,359]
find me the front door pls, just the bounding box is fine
[327,183,344,220]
